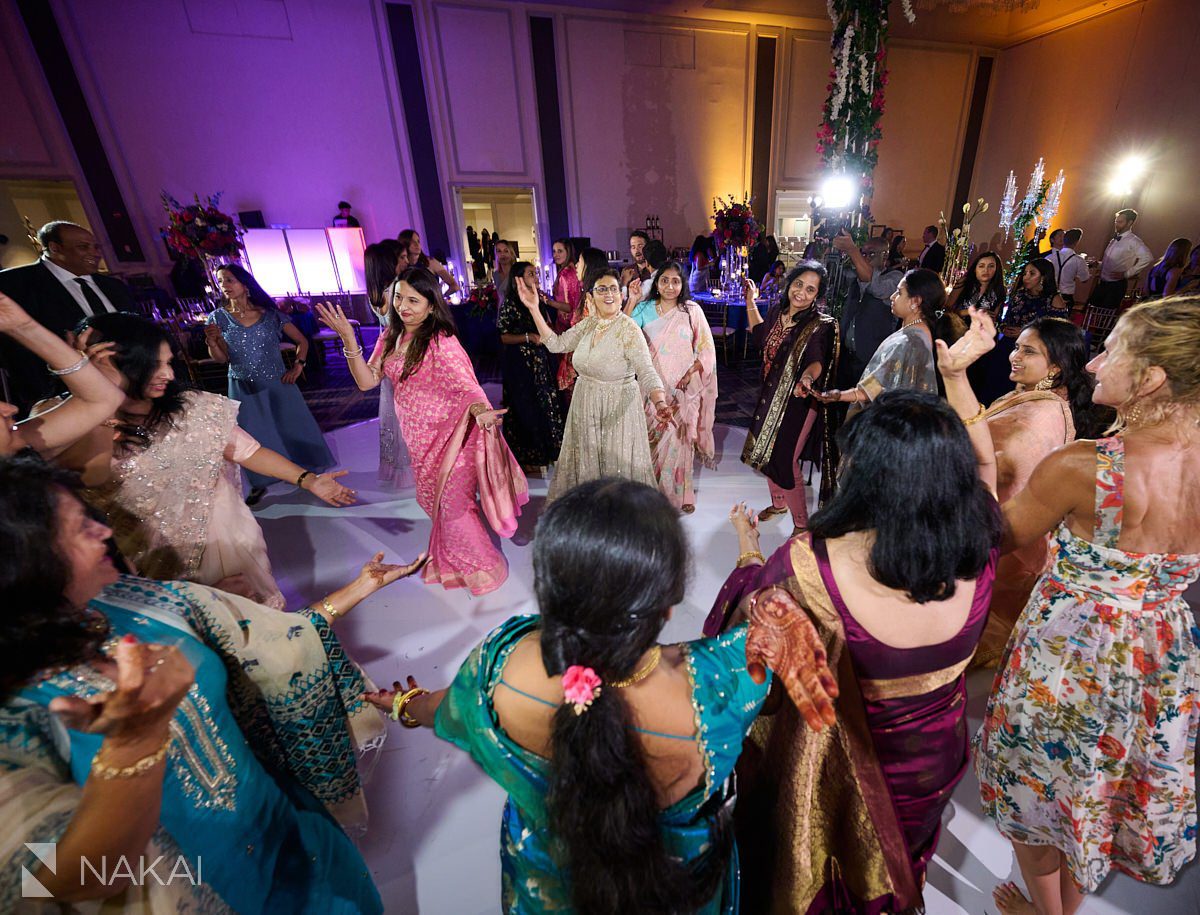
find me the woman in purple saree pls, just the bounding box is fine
[707,390,1001,913]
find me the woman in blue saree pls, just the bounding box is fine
[0,454,425,913]
[366,478,837,914]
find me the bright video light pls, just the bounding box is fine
[820,174,858,210]
[1109,155,1147,196]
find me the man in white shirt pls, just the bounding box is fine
[0,221,132,413]
[1089,208,1152,310]
[1047,227,1091,313]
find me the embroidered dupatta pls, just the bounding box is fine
[705,536,924,913]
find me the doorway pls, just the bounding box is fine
[453,186,539,285]
[0,179,94,269]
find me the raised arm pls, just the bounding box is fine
[315,302,378,390]
[833,231,874,282]
[203,313,229,363]
[935,306,1000,495]
[428,258,460,295]
[1,294,124,457]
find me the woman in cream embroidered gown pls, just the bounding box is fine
[65,314,355,610]
[516,268,675,502]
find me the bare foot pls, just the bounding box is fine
[993,882,1036,914]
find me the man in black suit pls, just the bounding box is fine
[917,224,946,274]
[0,221,134,415]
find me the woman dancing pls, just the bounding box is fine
[364,478,838,914]
[971,317,1107,667]
[0,454,430,913]
[319,267,526,596]
[497,261,564,470]
[62,314,354,609]
[365,240,413,487]
[817,267,959,418]
[516,269,674,501]
[555,246,608,400]
[205,264,333,504]
[628,261,717,512]
[708,389,1002,913]
[943,300,1200,915]
[742,261,839,533]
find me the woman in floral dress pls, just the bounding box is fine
[938,299,1200,915]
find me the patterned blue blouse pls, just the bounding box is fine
[206,308,291,382]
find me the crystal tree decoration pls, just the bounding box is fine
[1022,157,1045,210]
[1040,169,1066,230]
[998,171,1017,241]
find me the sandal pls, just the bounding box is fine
[758,506,788,522]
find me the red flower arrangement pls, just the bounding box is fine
[711,195,760,251]
[160,192,243,259]
[465,282,498,318]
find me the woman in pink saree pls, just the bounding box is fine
[706,390,1001,913]
[630,261,718,512]
[319,267,527,596]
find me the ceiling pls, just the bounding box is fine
[556,0,1148,49]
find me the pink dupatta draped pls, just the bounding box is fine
[642,304,718,508]
[373,332,527,595]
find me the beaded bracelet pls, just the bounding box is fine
[322,596,340,620]
[90,734,171,779]
[48,353,89,376]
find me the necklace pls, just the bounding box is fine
[225,298,247,316]
[901,316,925,330]
[610,645,662,688]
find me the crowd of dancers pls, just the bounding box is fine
[0,215,1198,915]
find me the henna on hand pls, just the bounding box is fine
[745,585,839,731]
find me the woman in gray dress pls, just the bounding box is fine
[516,268,675,501]
[817,268,961,418]
[205,264,333,503]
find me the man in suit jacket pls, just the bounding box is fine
[0,221,135,414]
[832,232,902,389]
[917,224,946,275]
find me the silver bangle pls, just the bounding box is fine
[48,353,89,376]
[342,346,364,359]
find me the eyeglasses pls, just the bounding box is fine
[593,285,621,297]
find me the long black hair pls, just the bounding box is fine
[1023,316,1112,438]
[1015,257,1058,301]
[577,247,610,301]
[365,239,404,315]
[644,259,695,308]
[378,266,458,381]
[216,263,276,311]
[902,267,961,345]
[504,260,536,308]
[0,454,109,701]
[534,479,724,914]
[77,312,189,438]
[956,250,1005,304]
[809,390,1001,602]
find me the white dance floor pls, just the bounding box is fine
[256,414,1200,914]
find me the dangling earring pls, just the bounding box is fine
[1034,372,1058,391]
[1126,403,1144,427]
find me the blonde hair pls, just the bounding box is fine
[1108,295,1200,430]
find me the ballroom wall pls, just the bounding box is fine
[0,0,420,272]
[1,0,988,274]
[969,0,1200,263]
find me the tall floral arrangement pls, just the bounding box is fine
[997,159,1065,278]
[160,192,243,260]
[711,195,760,251]
[938,198,989,290]
[815,1,900,201]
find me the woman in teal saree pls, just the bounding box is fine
[367,478,837,914]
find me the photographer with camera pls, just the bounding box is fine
[832,230,903,389]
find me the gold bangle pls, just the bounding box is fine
[322,596,340,619]
[390,687,430,727]
[961,403,987,426]
[90,734,171,780]
[736,550,765,568]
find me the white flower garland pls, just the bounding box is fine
[900,0,916,24]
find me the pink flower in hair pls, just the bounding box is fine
[561,665,602,715]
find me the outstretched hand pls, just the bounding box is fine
[304,469,357,506]
[936,305,996,376]
[315,302,356,341]
[745,585,839,731]
[363,675,424,714]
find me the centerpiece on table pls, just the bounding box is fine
[160,192,244,294]
[712,195,760,303]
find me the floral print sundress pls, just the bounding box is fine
[975,435,1200,892]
